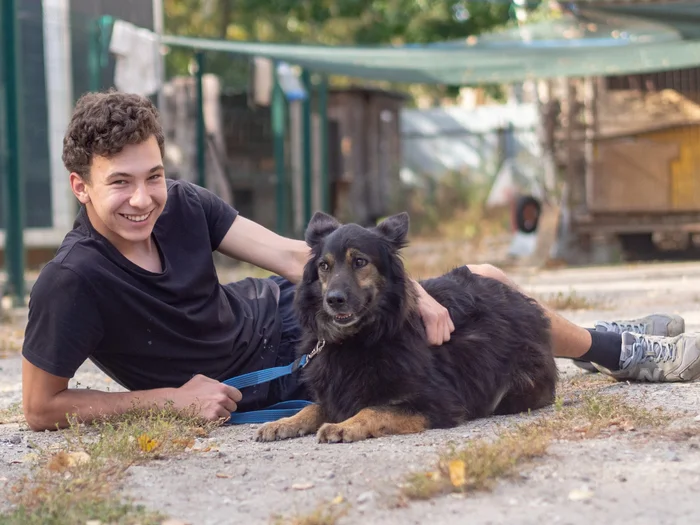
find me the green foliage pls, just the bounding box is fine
[162,0,537,93]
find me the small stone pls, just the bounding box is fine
[666,452,681,462]
[292,482,315,491]
[8,435,21,445]
[357,491,376,504]
[694,414,700,422]
[568,487,594,501]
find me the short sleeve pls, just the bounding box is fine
[190,182,239,250]
[22,262,104,378]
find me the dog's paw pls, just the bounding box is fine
[255,420,309,442]
[316,422,371,443]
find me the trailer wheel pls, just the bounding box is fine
[513,195,542,234]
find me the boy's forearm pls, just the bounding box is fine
[26,386,178,431]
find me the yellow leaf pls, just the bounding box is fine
[137,434,159,453]
[331,494,345,505]
[448,459,466,488]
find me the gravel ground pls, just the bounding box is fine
[2,259,700,524]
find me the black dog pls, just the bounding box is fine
[256,212,557,443]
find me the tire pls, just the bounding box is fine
[513,195,542,234]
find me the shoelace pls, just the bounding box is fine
[625,337,677,369]
[612,322,645,334]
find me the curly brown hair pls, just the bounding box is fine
[62,90,165,181]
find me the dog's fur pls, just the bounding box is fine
[256,212,558,443]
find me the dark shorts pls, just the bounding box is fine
[264,275,313,406]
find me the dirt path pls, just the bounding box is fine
[2,260,700,524]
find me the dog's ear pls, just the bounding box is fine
[375,212,409,248]
[305,211,341,247]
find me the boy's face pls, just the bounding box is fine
[69,135,168,252]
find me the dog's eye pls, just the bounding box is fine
[353,258,368,269]
[318,261,330,272]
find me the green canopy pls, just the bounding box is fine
[161,1,700,85]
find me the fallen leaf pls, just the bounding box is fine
[173,438,195,449]
[331,494,345,505]
[216,473,231,479]
[448,459,466,488]
[137,434,159,453]
[292,482,315,490]
[47,451,71,472]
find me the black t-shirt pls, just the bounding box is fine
[22,179,283,401]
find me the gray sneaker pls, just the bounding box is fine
[591,331,700,382]
[593,314,685,338]
[573,313,685,373]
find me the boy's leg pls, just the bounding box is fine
[467,264,700,382]
[265,276,313,405]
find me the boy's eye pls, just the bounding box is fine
[354,258,368,269]
[318,261,330,272]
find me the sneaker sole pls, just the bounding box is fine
[572,359,599,373]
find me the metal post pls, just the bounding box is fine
[301,69,312,227]
[195,51,206,188]
[272,66,287,235]
[1,0,26,306]
[317,75,330,213]
[88,15,113,93]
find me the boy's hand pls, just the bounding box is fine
[412,280,455,346]
[175,375,242,422]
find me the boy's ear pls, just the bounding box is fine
[375,212,409,249]
[69,172,91,204]
[305,211,341,248]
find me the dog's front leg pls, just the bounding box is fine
[255,404,327,442]
[317,407,427,443]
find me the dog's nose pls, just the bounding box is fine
[325,290,347,308]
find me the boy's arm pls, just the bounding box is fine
[22,358,242,431]
[215,215,310,284]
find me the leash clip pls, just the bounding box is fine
[308,339,326,361]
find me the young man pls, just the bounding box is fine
[21,91,700,432]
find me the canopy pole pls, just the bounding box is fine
[301,69,312,227]
[195,51,206,189]
[1,0,26,306]
[317,75,330,213]
[272,64,288,236]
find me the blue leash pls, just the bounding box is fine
[221,342,325,424]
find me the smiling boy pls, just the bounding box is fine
[21,91,700,432]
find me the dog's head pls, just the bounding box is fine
[296,211,412,343]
